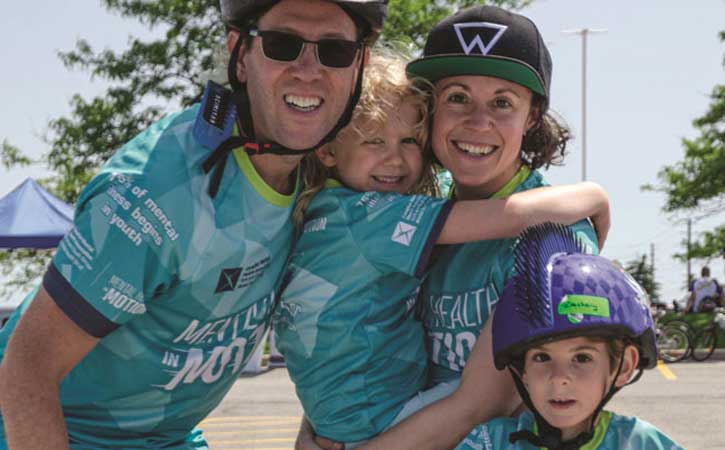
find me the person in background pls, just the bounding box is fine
[685,266,724,313]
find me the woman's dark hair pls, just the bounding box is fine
[520,94,571,170]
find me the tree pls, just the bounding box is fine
[647,31,725,261]
[0,0,531,296]
[625,255,661,304]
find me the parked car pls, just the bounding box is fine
[0,304,15,329]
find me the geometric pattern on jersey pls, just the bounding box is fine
[422,167,599,384]
[274,181,452,442]
[0,104,297,449]
[455,410,684,450]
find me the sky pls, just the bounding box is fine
[1,0,724,304]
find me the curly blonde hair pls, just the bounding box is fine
[293,47,438,228]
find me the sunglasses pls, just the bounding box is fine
[248,28,361,68]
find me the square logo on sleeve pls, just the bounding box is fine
[392,222,417,246]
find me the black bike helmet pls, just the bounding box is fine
[220,0,387,41]
[203,0,389,197]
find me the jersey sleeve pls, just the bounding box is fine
[569,219,600,255]
[342,192,452,278]
[44,171,179,337]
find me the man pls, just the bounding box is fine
[685,266,724,313]
[0,1,387,448]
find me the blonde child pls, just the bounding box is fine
[275,49,609,447]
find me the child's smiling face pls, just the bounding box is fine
[318,97,424,194]
[522,337,622,440]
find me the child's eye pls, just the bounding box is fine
[531,352,550,362]
[363,138,384,146]
[401,137,419,145]
[573,354,593,363]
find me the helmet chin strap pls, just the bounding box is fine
[507,353,639,450]
[202,34,365,197]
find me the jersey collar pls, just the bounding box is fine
[232,146,299,208]
[490,165,532,199]
[324,178,344,189]
[532,410,612,450]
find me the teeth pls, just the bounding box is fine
[284,95,321,110]
[457,142,496,156]
[373,176,402,184]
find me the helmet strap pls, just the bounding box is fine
[203,33,366,197]
[507,354,629,450]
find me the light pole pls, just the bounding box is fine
[562,28,607,181]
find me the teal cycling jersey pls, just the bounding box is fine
[0,104,297,449]
[456,411,683,450]
[274,180,452,442]
[422,168,598,384]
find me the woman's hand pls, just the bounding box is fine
[295,417,343,450]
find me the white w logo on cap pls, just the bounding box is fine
[454,22,508,55]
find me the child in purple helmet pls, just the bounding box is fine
[455,222,682,450]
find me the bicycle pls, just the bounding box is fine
[655,310,692,363]
[657,307,725,362]
[690,307,725,362]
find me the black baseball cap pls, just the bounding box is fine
[407,5,551,103]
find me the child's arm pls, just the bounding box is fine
[357,318,518,450]
[438,182,609,248]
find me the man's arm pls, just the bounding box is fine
[0,287,99,450]
[358,319,519,450]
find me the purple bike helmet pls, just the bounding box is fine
[493,223,657,371]
[492,223,657,450]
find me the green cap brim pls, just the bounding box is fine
[407,55,546,97]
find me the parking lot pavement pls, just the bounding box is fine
[609,359,725,450]
[199,416,300,450]
[201,368,303,450]
[203,360,725,450]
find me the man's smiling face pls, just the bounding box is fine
[234,0,361,150]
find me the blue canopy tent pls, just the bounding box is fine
[0,178,74,249]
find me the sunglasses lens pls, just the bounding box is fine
[318,39,359,68]
[255,30,359,68]
[261,31,303,62]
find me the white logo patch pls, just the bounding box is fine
[453,22,508,55]
[392,222,417,246]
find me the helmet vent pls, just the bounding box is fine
[512,222,586,329]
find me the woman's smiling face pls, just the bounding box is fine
[431,75,536,200]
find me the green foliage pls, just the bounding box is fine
[648,32,725,261]
[0,0,531,295]
[0,250,53,299]
[625,255,661,303]
[1,140,32,169]
[673,226,725,263]
[383,0,531,48]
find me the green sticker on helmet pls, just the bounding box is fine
[558,295,610,324]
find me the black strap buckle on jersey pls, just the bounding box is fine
[195,81,305,197]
